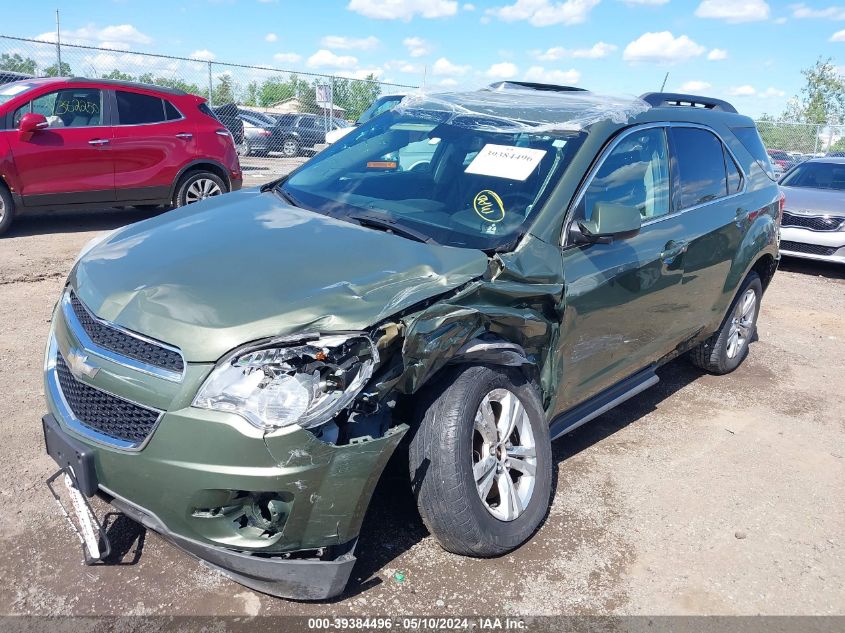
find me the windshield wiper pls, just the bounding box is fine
[347,211,436,244]
[274,187,302,208]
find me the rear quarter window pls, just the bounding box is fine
[731,126,776,181]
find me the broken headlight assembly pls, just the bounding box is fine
[193,334,378,430]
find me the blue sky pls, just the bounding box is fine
[6,0,845,117]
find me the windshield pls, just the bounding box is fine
[0,82,35,106]
[279,109,586,250]
[356,96,403,125]
[780,161,845,190]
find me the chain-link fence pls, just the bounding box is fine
[755,120,845,156]
[0,34,417,160]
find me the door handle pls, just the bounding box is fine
[175,132,193,139]
[660,240,688,264]
[88,139,109,146]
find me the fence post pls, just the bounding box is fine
[55,9,63,75]
[207,61,213,105]
[828,123,834,153]
[815,124,820,155]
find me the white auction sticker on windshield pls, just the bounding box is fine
[464,144,547,181]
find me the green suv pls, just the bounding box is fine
[42,83,781,600]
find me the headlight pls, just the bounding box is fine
[193,334,378,430]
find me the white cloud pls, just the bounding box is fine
[347,0,458,20]
[792,3,845,19]
[34,23,152,48]
[189,49,216,61]
[623,32,706,63]
[524,66,581,84]
[621,0,669,4]
[463,3,476,9]
[759,86,785,98]
[320,35,380,50]
[728,84,756,96]
[307,49,358,68]
[265,32,278,42]
[773,16,787,23]
[707,48,728,60]
[694,0,770,23]
[403,36,434,57]
[831,29,845,41]
[536,41,617,60]
[486,62,519,79]
[335,68,384,80]
[273,52,303,64]
[432,57,471,75]
[439,77,459,86]
[679,80,712,92]
[487,0,601,27]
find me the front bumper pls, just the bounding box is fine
[780,226,845,264]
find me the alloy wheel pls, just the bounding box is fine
[282,139,298,157]
[726,288,757,359]
[472,388,537,522]
[0,196,5,222]
[185,178,222,204]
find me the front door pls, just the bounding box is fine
[9,86,114,206]
[552,125,688,414]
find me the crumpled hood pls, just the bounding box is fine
[71,189,488,362]
[781,185,845,216]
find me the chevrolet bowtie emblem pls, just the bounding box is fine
[66,348,99,379]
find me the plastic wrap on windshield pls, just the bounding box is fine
[394,86,650,133]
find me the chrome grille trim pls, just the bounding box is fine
[62,290,185,383]
[781,211,845,232]
[46,337,164,451]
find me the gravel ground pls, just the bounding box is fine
[0,191,842,616]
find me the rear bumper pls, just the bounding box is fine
[780,226,845,264]
[230,176,243,192]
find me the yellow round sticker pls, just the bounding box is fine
[473,190,506,223]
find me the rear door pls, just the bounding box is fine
[296,116,324,147]
[555,125,689,412]
[666,125,746,339]
[9,86,115,206]
[110,89,197,202]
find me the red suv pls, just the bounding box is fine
[0,77,242,235]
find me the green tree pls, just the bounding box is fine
[136,73,203,96]
[331,75,381,120]
[211,74,235,105]
[781,57,845,124]
[0,53,37,74]
[242,81,260,107]
[101,69,135,81]
[44,61,73,77]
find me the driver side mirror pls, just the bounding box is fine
[576,201,642,243]
[18,112,49,136]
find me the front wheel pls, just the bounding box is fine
[689,272,763,374]
[408,364,553,557]
[280,137,300,158]
[0,185,14,236]
[173,171,227,208]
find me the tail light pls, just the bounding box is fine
[259,129,272,137]
[777,190,785,225]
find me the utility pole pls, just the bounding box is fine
[660,72,669,92]
[207,61,213,105]
[55,9,63,75]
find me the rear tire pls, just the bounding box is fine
[408,364,553,557]
[0,185,14,236]
[173,171,227,208]
[281,137,300,158]
[689,272,762,375]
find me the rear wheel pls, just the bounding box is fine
[281,137,300,158]
[0,185,14,236]
[408,364,553,557]
[173,171,227,208]
[689,272,762,374]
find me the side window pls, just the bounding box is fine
[724,146,743,194]
[580,127,670,221]
[164,100,182,121]
[116,90,166,125]
[731,126,775,179]
[670,127,728,208]
[13,89,102,128]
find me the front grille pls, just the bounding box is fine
[69,292,184,374]
[782,212,845,232]
[55,351,160,445]
[780,241,839,256]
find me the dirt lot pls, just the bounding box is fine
[0,178,843,615]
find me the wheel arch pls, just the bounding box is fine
[169,159,231,200]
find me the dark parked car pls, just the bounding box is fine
[211,102,244,146]
[0,77,242,235]
[268,113,328,156]
[238,110,277,157]
[41,85,779,600]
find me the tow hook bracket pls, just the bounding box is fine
[46,468,112,565]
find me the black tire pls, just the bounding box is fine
[0,185,14,236]
[280,137,300,158]
[689,272,763,375]
[408,364,553,557]
[173,170,227,208]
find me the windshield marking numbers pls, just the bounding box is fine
[465,144,547,181]
[474,190,506,223]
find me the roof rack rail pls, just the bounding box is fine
[489,81,588,93]
[640,92,737,114]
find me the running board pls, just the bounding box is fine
[549,367,659,441]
